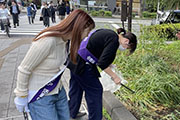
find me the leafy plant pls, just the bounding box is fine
[142,11,156,18]
[103,108,112,120]
[104,11,112,17]
[91,10,99,16]
[90,10,112,17]
[140,23,180,41]
[113,28,180,119]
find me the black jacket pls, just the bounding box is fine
[10,5,20,15]
[57,2,66,16]
[42,7,51,17]
[68,29,119,77]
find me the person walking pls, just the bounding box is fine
[30,2,37,20]
[39,2,45,21]
[49,1,56,23]
[57,0,66,20]
[68,28,137,120]
[27,3,33,24]
[13,9,95,120]
[42,3,50,27]
[10,1,20,28]
[66,1,70,15]
[0,2,10,32]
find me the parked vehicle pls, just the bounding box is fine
[152,10,180,25]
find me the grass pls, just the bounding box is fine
[113,34,180,119]
[103,107,112,120]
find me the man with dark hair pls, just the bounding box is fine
[10,1,20,28]
[49,1,56,23]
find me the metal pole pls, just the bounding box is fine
[86,0,88,11]
[128,0,133,32]
[156,0,160,24]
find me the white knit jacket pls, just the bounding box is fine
[14,36,67,97]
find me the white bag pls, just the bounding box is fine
[99,66,128,93]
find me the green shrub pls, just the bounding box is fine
[142,11,156,18]
[132,12,136,18]
[91,10,99,16]
[79,8,88,13]
[99,9,105,16]
[104,11,112,17]
[140,23,180,41]
[90,10,112,17]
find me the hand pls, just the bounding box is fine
[112,76,121,85]
[176,32,180,40]
[14,97,30,112]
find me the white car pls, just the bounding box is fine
[152,10,180,25]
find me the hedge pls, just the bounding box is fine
[140,23,180,41]
[90,10,112,17]
[142,11,157,18]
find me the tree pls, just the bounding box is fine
[164,0,180,10]
[145,0,166,12]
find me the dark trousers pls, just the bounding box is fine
[28,16,34,24]
[0,20,4,30]
[0,19,10,30]
[68,64,103,120]
[51,14,56,23]
[12,13,19,26]
[43,16,49,27]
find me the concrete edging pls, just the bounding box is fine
[103,91,137,120]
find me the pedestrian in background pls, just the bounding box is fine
[66,1,70,15]
[13,9,95,120]
[57,0,66,20]
[0,2,10,32]
[30,2,37,20]
[42,2,50,27]
[27,3,33,24]
[68,28,137,120]
[39,1,45,21]
[10,1,20,28]
[49,1,56,23]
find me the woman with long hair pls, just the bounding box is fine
[14,9,95,120]
[68,28,137,120]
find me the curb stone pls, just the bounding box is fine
[103,91,137,120]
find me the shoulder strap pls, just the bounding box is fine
[78,30,98,64]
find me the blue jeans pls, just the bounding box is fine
[28,87,70,120]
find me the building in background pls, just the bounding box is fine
[77,0,141,15]
[116,0,141,15]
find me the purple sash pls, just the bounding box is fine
[29,41,70,103]
[29,67,66,103]
[78,30,98,64]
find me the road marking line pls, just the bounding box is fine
[108,21,114,23]
[0,33,37,35]
[111,24,120,29]
[0,115,23,120]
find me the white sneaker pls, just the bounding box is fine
[70,111,87,120]
[1,30,5,33]
[76,111,87,117]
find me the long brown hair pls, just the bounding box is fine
[33,9,95,64]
